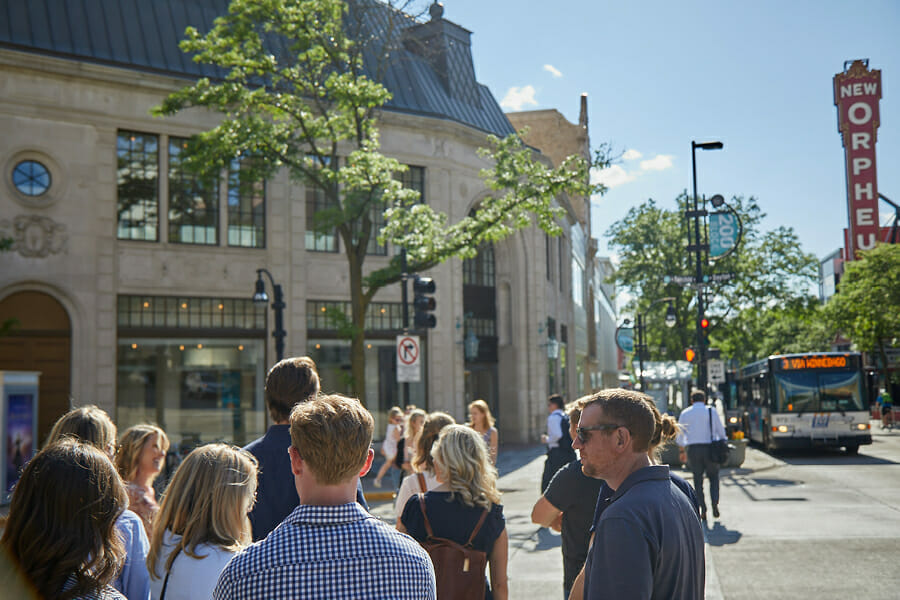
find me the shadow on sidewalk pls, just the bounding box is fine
[496,444,546,478]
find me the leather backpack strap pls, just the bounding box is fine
[708,407,715,441]
[464,508,490,547]
[417,493,436,538]
[417,472,428,493]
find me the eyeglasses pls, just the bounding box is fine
[576,423,622,444]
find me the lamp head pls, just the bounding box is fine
[253,276,269,304]
[710,194,726,208]
[664,304,677,328]
[695,141,724,151]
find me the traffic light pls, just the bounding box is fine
[700,317,710,348]
[413,275,437,329]
[685,348,696,362]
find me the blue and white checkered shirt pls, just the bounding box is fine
[213,502,435,600]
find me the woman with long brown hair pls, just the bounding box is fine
[1,439,128,599]
[147,443,257,600]
[46,405,151,600]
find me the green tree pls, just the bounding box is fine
[824,243,900,386]
[606,194,820,368]
[156,0,604,404]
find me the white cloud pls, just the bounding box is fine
[592,165,637,188]
[500,85,538,112]
[622,149,643,161]
[639,154,675,171]
[543,64,563,78]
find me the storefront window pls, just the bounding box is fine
[117,338,266,448]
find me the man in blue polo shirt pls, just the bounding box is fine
[574,389,704,599]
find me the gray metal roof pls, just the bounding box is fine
[0,0,514,137]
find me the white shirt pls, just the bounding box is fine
[394,470,440,519]
[676,402,727,446]
[546,409,565,448]
[150,530,236,600]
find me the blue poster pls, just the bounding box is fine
[6,393,35,494]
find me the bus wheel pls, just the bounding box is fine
[845,444,859,455]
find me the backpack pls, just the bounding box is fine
[558,413,576,459]
[416,493,489,599]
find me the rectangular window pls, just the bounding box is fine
[117,131,159,241]
[117,295,265,330]
[305,157,338,252]
[558,237,565,292]
[306,300,405,331]
[168,138,218,245]
[227,157,265,248]
[545,234,551,281]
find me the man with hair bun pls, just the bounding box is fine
[574,388,704,600]
[244,357,368,540]
[215,394,435,600]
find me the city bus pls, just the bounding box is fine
[736,353,872,454]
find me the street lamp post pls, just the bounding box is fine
[636,297,677,391]
[690,140,723,392]
[253,268,286,363]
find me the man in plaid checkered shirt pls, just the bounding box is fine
[214,394,436,600]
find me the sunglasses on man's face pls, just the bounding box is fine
[576,423,622,444]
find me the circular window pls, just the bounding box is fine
[12,160,52,196]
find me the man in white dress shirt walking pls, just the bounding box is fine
[677,389,727,521]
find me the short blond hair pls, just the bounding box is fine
[148,443,257,579]
[290,394,373,485]
[116,424,170,483]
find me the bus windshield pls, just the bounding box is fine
[774,370,865,413]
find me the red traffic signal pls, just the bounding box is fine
[700,318,709,329]
[685,348,696,362]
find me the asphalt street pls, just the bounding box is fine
[365,421,900,599]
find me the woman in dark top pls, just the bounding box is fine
[399,424,509,600]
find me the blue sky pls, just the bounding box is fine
[442,0,900,261]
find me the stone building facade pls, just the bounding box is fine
[0,0,592,447]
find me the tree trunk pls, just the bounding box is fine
[347,248,370,406]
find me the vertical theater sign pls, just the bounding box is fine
[834,60,882,259]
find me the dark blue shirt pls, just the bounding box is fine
[244,424,368,541]
[585,465,705,600]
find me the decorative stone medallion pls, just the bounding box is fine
[0,215,68,258]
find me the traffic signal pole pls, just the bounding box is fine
[400,249,410,407]
[691,143,707,393]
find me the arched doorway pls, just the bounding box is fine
[462,240,499,419]
[0,291,72,443]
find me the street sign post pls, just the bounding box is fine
[396,335,421,382]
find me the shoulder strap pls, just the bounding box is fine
[464,508,490,547]
[416,472,428,493]
[159,546,182,600]
[417,493,436,538]
[708,407,716,441]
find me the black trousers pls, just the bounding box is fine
[686,443,720,513]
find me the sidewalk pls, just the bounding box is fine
[364,442,780,599]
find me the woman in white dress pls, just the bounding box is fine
[147,443,258,600]
[468,399,499,464]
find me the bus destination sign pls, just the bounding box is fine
[777,355,849,371]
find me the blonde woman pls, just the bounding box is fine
[400,408,427,473]
[147,443,258,600]
[399,424,508,600]
[46,406,152,600]
[117,425,170,535]
[468,399,499,464]
[393,411,455,524]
